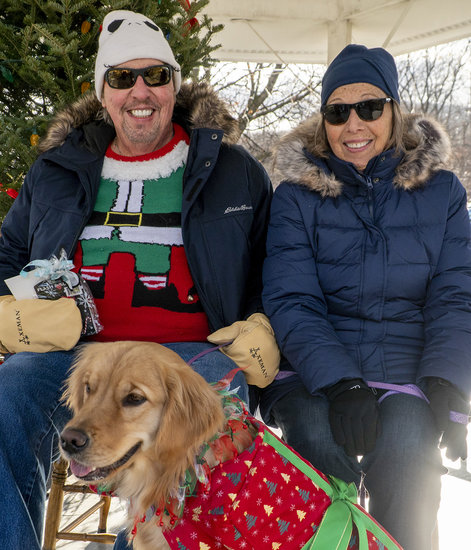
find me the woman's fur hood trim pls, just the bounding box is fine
[272,113,452,197]
[38,81,241,154]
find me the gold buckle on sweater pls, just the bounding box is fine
[104,212,142,227]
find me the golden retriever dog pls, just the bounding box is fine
[60,341,403,550]
[60,341,256,550]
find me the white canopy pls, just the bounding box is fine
[202,0,471,63]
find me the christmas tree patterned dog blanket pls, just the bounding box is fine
[162,417,402,550]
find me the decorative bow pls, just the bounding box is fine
[20,248,79,289]
[264,430,402,550]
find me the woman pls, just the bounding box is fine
[261,44,471,549]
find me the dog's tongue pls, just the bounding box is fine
[69,459,94,478]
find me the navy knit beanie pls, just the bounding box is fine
[321,44,399,106]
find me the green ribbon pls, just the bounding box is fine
[263,430,402,550]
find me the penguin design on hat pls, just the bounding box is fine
[102,11,161,37]
[94,10,181,100]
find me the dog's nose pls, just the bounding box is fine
[60,428,89,454]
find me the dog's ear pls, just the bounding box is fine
[155,362,225,472]
[61,345,89,411]
[62,363,83,412]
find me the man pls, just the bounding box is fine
[0,10,277,549]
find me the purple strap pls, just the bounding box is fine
[367,381,470,425]
[187,348,470,426]
[449,411,470,425]
[186,343,230,365]
[274,371,297,381]
[367,381,429,404]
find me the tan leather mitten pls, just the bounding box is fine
[208,313,280,387]
[0,295,82,353]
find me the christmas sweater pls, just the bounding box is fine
[73,123,210,342]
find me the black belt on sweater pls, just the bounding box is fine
[88,211,181,227]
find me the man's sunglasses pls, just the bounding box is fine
[321,97,392,125]
[104,64,174,90]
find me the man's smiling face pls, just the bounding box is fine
[101,57,176,156]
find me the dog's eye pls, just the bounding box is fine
[122,393,147,407]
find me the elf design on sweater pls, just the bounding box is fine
[73,123,210,342]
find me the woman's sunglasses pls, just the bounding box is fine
[321,97,392,125]
[104,64,174,90]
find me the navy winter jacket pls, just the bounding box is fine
[0,83,272,333]
[261,113,471,423]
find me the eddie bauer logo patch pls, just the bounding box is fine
[224,204,253,215]
[249,346,269,379]
[15,309,30,345]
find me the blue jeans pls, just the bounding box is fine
[271,386,445,550]
[162,342,248,403]
[0,350,74,549]
[0,342,246,549]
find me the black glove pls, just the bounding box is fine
[427,377,470,461]
[325,378,381,457]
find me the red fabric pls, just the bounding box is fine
[163,422,328,549]
[78,251,209,343]
[162,421,397,550]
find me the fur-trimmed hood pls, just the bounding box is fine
[272,113,452,197]
[38,81,241,154]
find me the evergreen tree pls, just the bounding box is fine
[245,512,257,530]
[0,0,222,223]
[264,478,278,497]
[297,486,310,503]
[233,526,242,541]
[277,518,290,535]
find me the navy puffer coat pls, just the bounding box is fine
[260,113,471,423]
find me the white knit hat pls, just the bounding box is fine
[95,10,181,100]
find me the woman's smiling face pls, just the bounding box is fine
[324,82,393,171]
